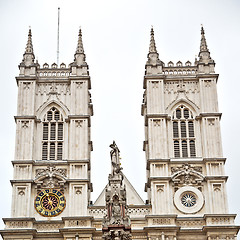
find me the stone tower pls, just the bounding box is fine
[1,26,239,240]
[141,27,239,239]
[0,28,94,239]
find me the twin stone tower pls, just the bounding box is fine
[0,27,239,240]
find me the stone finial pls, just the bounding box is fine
[25,28,34,54]
[200,25,209,52]
[73,28,87,67]
[145,27,163,74]
[198,25,213,63]
[21,27,35,66]
[149,27,158,54]
[75,27,84,54]
[197,25,215,73]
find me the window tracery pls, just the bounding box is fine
[172,105,196,158]
[42,107,63,160]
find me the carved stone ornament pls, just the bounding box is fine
[171,163,204,190]
[103,229,132,240]
[34,165,67,192]
[102,141,131,240]
[110,141,122,176]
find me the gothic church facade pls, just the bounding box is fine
[0,27,239,240]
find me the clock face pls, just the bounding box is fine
[35,189,66,217]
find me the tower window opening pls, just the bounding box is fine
[172,106,196,158]
[42,107,64,160]
[174,141,180,158]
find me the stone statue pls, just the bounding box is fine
[110,141,122,175]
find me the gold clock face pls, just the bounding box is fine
[35,189,66,217]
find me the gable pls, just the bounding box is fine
[93,174,144,206]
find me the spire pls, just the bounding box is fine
[198,25,214,64]
[22,27,35,66]
[75,27,84,54]
[197,25,215,73]
[73,27,87,66]
[149,26,158,54]
[200,25,209,52]
[146,27,162,65]
[145,27,163,75]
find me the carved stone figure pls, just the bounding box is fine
[110,141,122,176]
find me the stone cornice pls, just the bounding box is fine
[203,158,226,163]
[145,214,177,219]
[2,217,35,223]
[62,216,94,220]
[196,112,222,120]
[143,75,166,89]
[59,227,96,233]
[69,75,91,89]
[205,176,228,181]
[196,73,219,81]
[144,114,170,126]
[14,116,37,122]
[170,158,203,163]
[66,115,91,127]
[10,180,33,184]
[16,76,37,83]
[146,159,170,170]
[12,159,91,166]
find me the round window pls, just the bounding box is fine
[181,192,197,207]
[174,186,204,214]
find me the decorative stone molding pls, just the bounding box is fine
[36,223,62,232]
[36,83,70,96]
[8,221,29,228]
[177,219,205,228]
[171,163,202,174]
[3,218,34,229]
[34,165,67,191]
[146,216,176,226]
[152,218,171,225]
[127,207,150,217]
[205,215,236,226]
[88,208,106,217]
[68,220,87,227]
[171,163,204,190]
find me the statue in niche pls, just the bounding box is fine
[110,141,122,176]
[111,195,122,225]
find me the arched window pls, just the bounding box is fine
[42,107,64,160]
[172,105,196,158]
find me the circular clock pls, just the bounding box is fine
[35,189,66,217]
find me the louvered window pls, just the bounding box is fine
[174,141,180,158]
[173,122,179,138]
[42,107,64,160]
[172,106,196,158]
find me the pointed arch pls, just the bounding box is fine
[167,98,200,116]
[37,102,67,161]
[171,104,197,158]
[37,100,69,121]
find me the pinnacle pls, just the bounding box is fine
[25,27,34,54]
[200,25,209,52]
[149,27,158,54]
[75,28,84,54]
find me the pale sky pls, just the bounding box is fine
[0,0,240,236]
